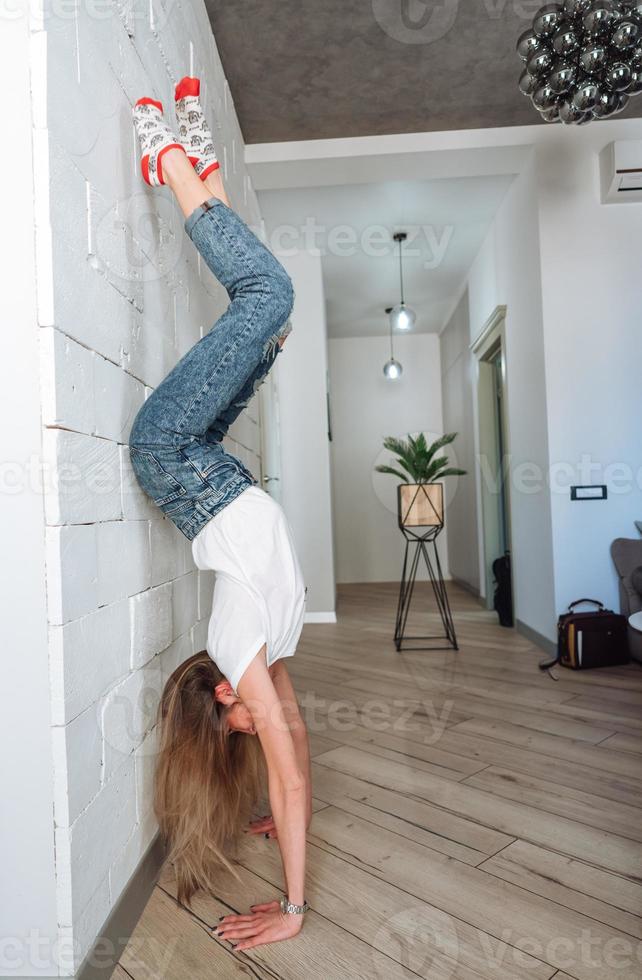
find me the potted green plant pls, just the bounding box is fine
[375,432,466,528]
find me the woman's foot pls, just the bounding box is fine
[132,98,185,186]
[174,77,221,181]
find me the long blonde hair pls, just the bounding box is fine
[154,650,265,905]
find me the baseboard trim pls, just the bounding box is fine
[450,576,484,604]
[516,618,556,658]
[76,832,166,980]
[304,611,337,624]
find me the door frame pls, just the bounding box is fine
[258,367,283,504]
[470,305,514,611]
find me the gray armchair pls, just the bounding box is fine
[611,538,642,663]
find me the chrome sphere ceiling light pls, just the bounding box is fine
[383,306,403,380]
[389,232,416,332]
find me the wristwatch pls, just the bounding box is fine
[280,897,309,915]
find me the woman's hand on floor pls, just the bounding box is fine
[247,814,277,839]
[216,902,302,950]
[247,805,312,838]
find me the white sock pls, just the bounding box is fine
[132,98,184,186]
[174,77,220,181]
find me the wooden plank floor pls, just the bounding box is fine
[118,583,642,980]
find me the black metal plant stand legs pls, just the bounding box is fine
[394,526,458,652]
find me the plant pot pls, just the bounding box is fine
[398,482,444,528]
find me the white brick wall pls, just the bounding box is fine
[31,0,265,969]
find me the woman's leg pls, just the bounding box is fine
[202,166,231,210]
[162,148,230,214]
[130,153,293,452]
[162,152,282,445]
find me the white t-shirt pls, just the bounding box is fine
[191,486,306,691]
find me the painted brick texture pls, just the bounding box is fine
[32,0,264,969]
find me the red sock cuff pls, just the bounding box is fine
[135,97,163,112]
[175,76,200,100]
[156,143,185,184]
[200,161,221,181]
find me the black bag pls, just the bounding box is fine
[539,598,630,671]
[493,553,514,628]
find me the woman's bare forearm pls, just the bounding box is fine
[236,653,308,915]
[270,662,312,824]
[291,721,312,824]
[269,774,307,906]
[270,702,310,902]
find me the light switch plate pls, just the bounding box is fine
[570,485,607,501]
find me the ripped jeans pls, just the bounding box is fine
[129,197,294,540]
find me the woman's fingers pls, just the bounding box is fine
[234,937,265,951]
[247,816,276,835]
[233,926,297,952]
[222,906,303,950]
[218,916,268,941]
[220,924,265,941]
[218,922,260,936]
[217,913,256,925]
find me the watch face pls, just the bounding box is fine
[280,898,307,914]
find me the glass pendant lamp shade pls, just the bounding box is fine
[389,302,416,332]
[390,232,416,332]
[383,306,402,380]
[383,357,403,380]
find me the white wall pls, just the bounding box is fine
[329,333,446,583]
[466,157,557,642]
[277,251,336,617]
[445,124,642,641]
[0,10,59,977]
[440,290,480,593]
[27,0,264,971]
[537,133,642,613]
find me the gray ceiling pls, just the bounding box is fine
[205,0,642,143]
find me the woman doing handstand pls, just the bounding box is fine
[129,78,310,951]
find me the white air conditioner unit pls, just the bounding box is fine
[599,140,642,204]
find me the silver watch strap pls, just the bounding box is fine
[280,897,309,915]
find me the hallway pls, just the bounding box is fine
[117,584,642,980]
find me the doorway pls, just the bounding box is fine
[472,306,513,616]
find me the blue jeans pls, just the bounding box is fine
[129,197,294,540]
